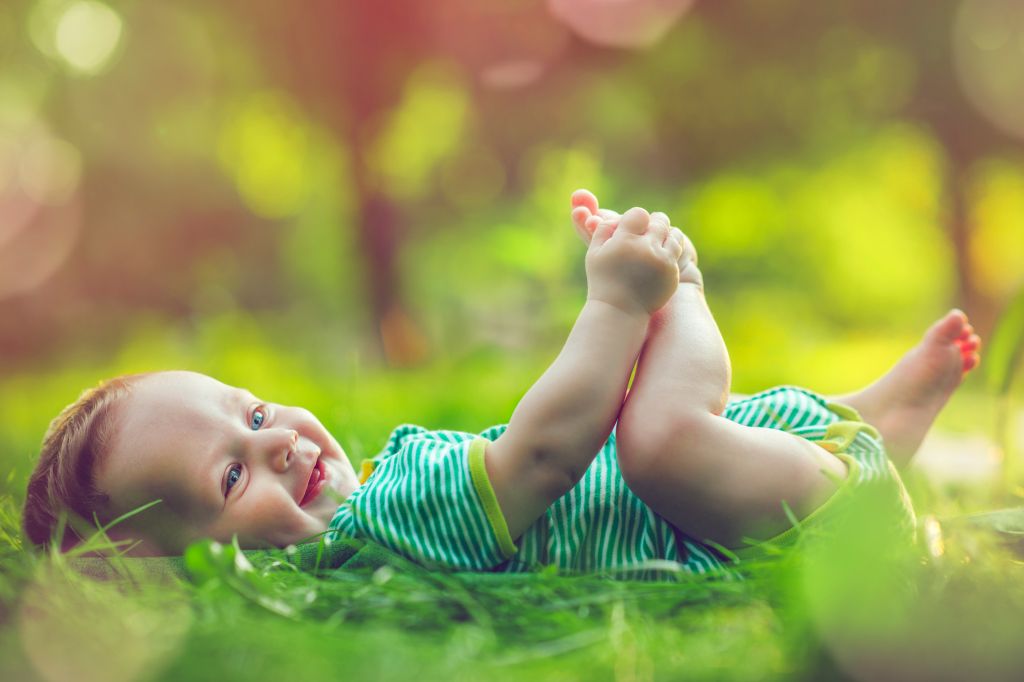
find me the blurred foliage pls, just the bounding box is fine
[0,0,1020,515]
[1,0,1022,375]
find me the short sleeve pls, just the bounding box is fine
[335,430,516,570]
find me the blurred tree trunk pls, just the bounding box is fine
[238,0,429,364]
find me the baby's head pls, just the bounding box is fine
[23,371,360,554]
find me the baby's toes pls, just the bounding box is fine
[957,330,982,373]
[572,206,594,243]
[618,207,650,235]
[650,212,671,239]
[962,351,981,372]
[957,323,975,342]
[572,189,600,214]
[647,212,670,245]
[681,232,698,266]
[958,332,981,353]
[928,309,969,345]
[668,227,686,255]
[665,231,684,261]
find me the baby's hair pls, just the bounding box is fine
[22,373,149,549]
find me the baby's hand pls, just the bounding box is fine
[585,207,681,317]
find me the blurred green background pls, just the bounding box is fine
[2,0,1023,501]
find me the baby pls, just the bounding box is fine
[23,190,981,574]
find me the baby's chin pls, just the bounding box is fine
[259,513,332,548]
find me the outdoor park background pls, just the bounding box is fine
[1,1,1024,680]
[2,0,1022,496]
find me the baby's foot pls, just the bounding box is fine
[571,189,702,286]
[834,310,982,467]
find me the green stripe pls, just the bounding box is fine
[468,437,517,559]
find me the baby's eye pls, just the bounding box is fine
[225,464,242,496]
[250,407,266,430]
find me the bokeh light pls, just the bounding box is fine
[0,121,82,300]
[368,63,470,200]
[218,91,312,219]
[953,0,1024,139]
[16,130,81,204]
[429,0,568,91]
[547,0,694,49]
[27,0,70,59]
[794,127,954,323]
[29,0,124,74]
[54,0,123,74]
[0,74,47,129]
[480,59,547,90]
[967,160,1024,298]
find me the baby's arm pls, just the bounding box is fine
[485,208,683,540]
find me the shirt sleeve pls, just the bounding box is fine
[343,431,517,570]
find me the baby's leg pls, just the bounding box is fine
[829,310,981,467]
[615,281,849,547]
[571,190,847,546]
[567,191,985,547]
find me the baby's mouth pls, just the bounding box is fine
[299,456,327,507]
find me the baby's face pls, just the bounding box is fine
[96,371,360,550]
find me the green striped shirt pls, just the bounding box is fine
[327,387,913,576]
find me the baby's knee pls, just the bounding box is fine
[616,410,711,495]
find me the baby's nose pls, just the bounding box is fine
[264,429,299,472]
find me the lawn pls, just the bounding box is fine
[1,320,1023,682]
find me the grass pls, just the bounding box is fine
[1,300,1023,681]
[4,512,1024,682]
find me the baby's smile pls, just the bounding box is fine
[94,370,361,551]
[299,456,329,507]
